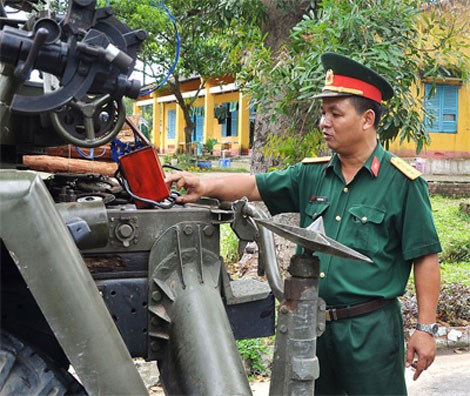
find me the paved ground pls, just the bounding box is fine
[144,348,469,395]
[248,349,470,396]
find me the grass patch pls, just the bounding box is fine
[431,195,470,264]
[236,338,273,379]
[220,223,241,273]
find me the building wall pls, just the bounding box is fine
[388,3,470,160]
[388,79,470,159]
[135,76,251,156]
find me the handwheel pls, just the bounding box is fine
[50,94,125,148]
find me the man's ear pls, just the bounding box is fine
[362,109,376,130]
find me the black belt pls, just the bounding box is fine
[325,298,394,322]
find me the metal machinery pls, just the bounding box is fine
[0,1,371,395]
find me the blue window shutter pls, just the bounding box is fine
[231,109,238,136]
[424,84,440,132]
[424,84,458,133]
[167,109,176,139]
[221,103,228,137]
[441,85,458,133]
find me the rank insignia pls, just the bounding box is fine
[391,157,422,180]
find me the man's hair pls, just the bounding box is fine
[349,96,383,128]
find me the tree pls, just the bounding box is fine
[239,0,469,170]
[106,0,265,153]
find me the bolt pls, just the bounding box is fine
[99,111,110,123]
[183,225,193,235]
[117,223,134,238]
[203,225,215,237]
[150,341,160,351]
[152,290,162,302]
[280,306,289,314]
[279,325,288,334]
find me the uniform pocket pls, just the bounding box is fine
[347,205,386,255]
[305,201,330,222]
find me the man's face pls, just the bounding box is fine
[319,97,366,155]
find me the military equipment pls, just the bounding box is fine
[0,2,371,395]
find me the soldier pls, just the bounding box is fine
[166,53,441,395]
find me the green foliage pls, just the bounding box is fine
[220,223,240,266]
[431,196,470,264]
[264,126,327,169]
[239,0,470,164]
[204,138,218,154]
[106,0,265,146]
[236,338,272,378]
[403,195,470,328]
[440,262,470,287]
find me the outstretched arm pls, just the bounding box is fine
[165,172,262,203]
[405,253,440,381]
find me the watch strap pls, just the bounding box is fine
[416,322,438,336]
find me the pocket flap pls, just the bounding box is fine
[349,205,385,224]
[305,202,330,219]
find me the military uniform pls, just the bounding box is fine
[253,52,442,395]
[256,143,441,394]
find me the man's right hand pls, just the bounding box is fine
[165,171,205,203]
[164,172,261,204]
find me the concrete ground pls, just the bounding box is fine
[145,348,469,395]
[249,348,470,396]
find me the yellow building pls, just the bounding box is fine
[388,77,470,160]
[388,3,470,160]
[135,5,469,161]
[134,75,253,156]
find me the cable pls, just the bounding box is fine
[76,146,107,159]
[139,0,180,96]
[115,168,180,209]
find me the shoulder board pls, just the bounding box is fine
[302,156,331,164]
[390,157,422,180]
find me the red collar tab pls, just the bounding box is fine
[371,156,381,177]
[324,70,383,103]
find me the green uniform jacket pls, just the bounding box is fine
[256,144,441,307]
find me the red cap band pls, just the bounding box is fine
[324,72,383,103]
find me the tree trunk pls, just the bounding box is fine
[251,1,315,173]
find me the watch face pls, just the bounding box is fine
[431,323,439,334]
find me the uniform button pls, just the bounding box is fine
[343,187,349,193]
[335,215,341,221]
[320,272,325,278]
[362,216,368,222]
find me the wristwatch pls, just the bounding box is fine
[416,323,439,336]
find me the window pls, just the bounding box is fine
[424,83,458,133]
[190,106,205,142]
[167,109,176,139]
[221,102,238,137]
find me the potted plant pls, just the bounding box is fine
[196,139,217,169]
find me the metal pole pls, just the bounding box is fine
[269,253,325,396]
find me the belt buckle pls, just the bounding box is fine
[325,308,337,322]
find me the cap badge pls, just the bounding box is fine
[325,69,334,86]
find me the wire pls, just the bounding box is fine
[115,168,180,209]
[76,146,107,159]
[139,0,180,96]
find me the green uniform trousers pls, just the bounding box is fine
[315,299,407,395]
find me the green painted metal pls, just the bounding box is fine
[0,170,148,396]
[148,222,252,395]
